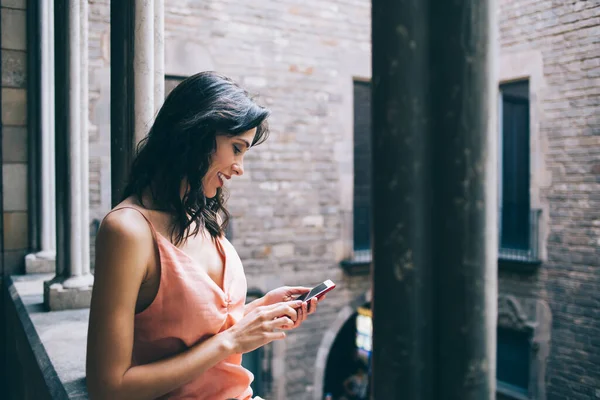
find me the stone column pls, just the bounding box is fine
[25,0,56,274]
[44,0,94,311]
[154,0,165,110]
[110,0,134,206]
[370,0,497,398]
[111,0,164,205]
[134,0,155,145]
[79,0,92,283]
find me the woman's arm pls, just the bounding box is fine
[86,210,300,400]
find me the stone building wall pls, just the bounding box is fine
[1,0,29,276]
[498,1,600,398]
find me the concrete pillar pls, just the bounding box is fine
[111,0,164,205]
[370,0,497,399]
[25,0,57,274]
[44,0,94,311]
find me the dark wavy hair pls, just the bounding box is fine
[123,71,270,245]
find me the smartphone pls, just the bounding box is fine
[296,279,336,303]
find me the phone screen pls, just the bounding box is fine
[297,282,329,302]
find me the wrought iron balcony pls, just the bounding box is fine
[498,206,542,264]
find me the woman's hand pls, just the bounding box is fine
[221,301,302,355]
[262,286,324,328]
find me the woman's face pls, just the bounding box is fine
[202,128,257,198]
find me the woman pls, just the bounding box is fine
[86,72,321,400]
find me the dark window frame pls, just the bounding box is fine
[498,81,541,267]
[496,326,533,399]
[352,80,372,260]
[164,75,186,97]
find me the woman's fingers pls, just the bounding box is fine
[308,298,318,314]
[291,301,309,328]
[294,303,305,327]
[265,301,300,322]
[296,301,308,325]
[286,286,311,295]
[269,316,295,331]
[260,296,321,333]
[266,331,287,341]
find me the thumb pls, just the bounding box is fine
[286,286,311,294]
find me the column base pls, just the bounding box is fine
[43,274,94,311]
[25,251,56,274]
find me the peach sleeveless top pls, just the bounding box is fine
[113,207,253,400]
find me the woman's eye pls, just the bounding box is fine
[233,145,241,155]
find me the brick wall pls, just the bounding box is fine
[1,0,28,276]
[165,2,372,398]
[498,1,600,398]
[88,0,111,224]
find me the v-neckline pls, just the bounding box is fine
[155,232,228,295]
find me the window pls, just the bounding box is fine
[498,81,540,263]
[496,327,532,400]
[353,81,372,261]
[165,75,185,98]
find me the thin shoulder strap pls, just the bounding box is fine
[104,206,158,234]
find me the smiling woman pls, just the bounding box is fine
[85,72,324,400]
[124,71,270,246]
[203,130,255,199]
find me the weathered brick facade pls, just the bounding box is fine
[498,1,600,399]
[164,2,373,398]
[1,0,29,276]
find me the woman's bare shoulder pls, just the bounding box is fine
[101,206,150,233]
[90,208,158,300]
[96,207,155,261]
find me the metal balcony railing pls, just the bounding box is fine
[350,205,542,265]
[498,206,542,263]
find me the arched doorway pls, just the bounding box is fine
[312,291,372,400]
[322,303,371,400]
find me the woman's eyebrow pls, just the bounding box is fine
[238,139,251,149]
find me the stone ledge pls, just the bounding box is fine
[339,258,371,276]
[9,274,90,399]
[498,257,542,274]
[44,280,93,311]
[25,252,56,274]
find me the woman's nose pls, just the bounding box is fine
[232,163,244,176]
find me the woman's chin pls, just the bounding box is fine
[203,188,218,199]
